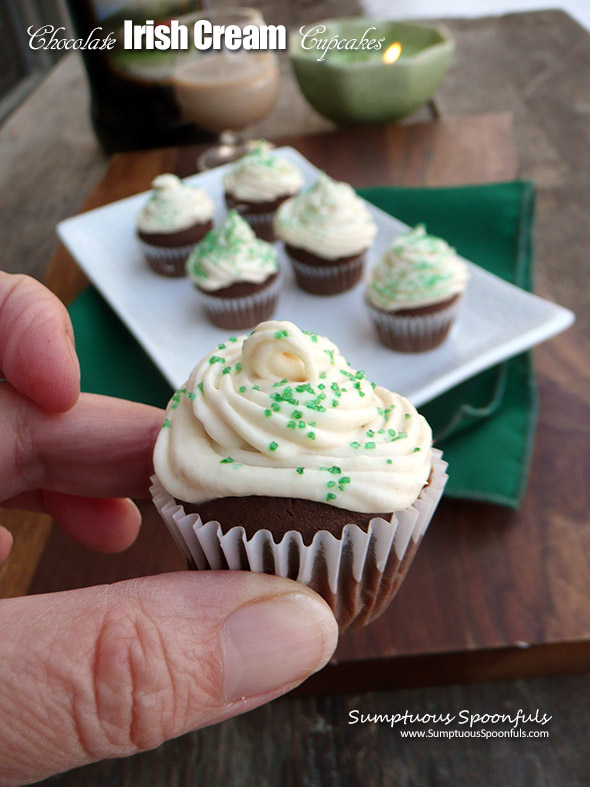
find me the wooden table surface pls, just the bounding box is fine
[1,8,589,787]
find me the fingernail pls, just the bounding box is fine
[222,592,338,702]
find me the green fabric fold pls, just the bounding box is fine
[68,181,537,508]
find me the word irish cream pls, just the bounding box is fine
[123,20,286,51]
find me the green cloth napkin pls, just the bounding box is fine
[68,181,537,508]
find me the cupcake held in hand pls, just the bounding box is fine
[137,174,215,277]
[186,211,281,330]
[274,173,377,295]
[366,224,469,352]
[151,320,448,632]
[224,141,304,241]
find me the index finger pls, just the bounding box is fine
[0,273,80,413]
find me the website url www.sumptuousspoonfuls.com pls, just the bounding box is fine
[348,709,551,739]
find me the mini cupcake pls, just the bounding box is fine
[223,141,304,241]
[186,211,281,330]
[366,224,470,352]
[274,173,377,295]
[151,320,448,632]
[137,174,215,277]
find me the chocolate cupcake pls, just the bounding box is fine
[223,141,303,241]
[137,174,215,277]
[151,320,448,632]
[365,224,469,352]
[274,173,377,295]
[186,211,281,330]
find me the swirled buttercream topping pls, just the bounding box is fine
[274,173,377,260]
[137,174,215,234]
[186,211,279,291]
[223,141,304,202]
[366,224,469,311]
[154,320,433,513]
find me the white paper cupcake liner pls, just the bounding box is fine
[367,296,463,352]
[150,449,448,632]
[139,239,197,277]
[194,270,283,328]
[289,253,366,295]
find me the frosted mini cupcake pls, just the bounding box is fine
[274,173,377,295]
[151,319,448,631]
[186,211,281,330]
[137,174,215,277]
[224,141,304,241]
[366,224,469,352]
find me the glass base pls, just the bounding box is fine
[197,131,271,170]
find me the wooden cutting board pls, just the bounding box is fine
[2,113,589,693]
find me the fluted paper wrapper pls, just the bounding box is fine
[194,271,282,329]
[367,297,462,353]
[150,450,447,632]
[289,254,366,296]
[139,239,196,277]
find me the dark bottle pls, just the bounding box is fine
[65,0,215,153]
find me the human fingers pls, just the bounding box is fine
[0,572,338,785]
[0,273,80,413]
[0,387,164,502]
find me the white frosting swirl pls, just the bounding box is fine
[137,174,214,234]
[274,173,377,260]
[366,224,469,311]
[224,142,304,203]
[154,320,433,513]
[186,211,278,292]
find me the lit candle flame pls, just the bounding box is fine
[382,42,402,64]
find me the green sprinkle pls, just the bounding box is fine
[217,343,226,350]
[220,457,235,464]
[239,386,246,393]
[366,429,375,438]
[274,329,288,339]
[209,355,224,364]
[413,447,421,453]
[222,366,231,375]
[252,385,261,391]
[235,363,242,373]
[187,392,196,401]
[307,431,316,440]
[378,429,385,434]
[264,409,272,418]
[377,407,384,415]
[297,421,306,429]
[162,418,170,428]
[198,382,204,394]
[365,441,376,449]
[324,348,335,365]
[326,493,336,502]
[319,371,327,379]
[229,336,238,343]
[318,383,325,390]
[287,420,297,429]
[405,413,411,420]
[296,467,304,475]
[350,441,361,449]
[269,441,278,451]
[332,399,339,408]
[292,410,303,420]
[339,477,351,485]
[327,480,336,489]
[309,421,316,427]
[273,378,288,388]
[386,458,393,465]
[271,403,281,412]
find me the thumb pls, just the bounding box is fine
[0,572,338,785]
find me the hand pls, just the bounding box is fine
[0,273,338,786]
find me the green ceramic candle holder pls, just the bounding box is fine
[290,19,455,125]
